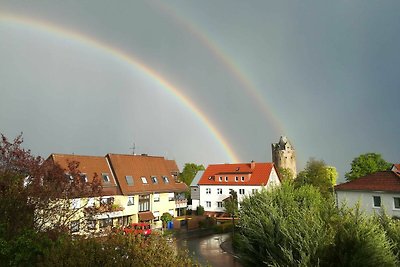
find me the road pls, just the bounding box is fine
[177,233,242,267]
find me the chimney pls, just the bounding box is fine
[250,160,255,170]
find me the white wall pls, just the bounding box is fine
[336,190,400,218]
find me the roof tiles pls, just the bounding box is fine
[335,171,400,192]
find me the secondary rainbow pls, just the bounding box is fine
[150,0,286,134]
[0,13,240,163]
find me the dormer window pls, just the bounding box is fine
[151,176,158,184]
[235,176,238,182]
[125,175,134,185]
[241,176,245,182]
[225,176,228,182]
[163,176,169,183]
[102,173,110,183]
[219,176,222,182]
[141,177,148,184]
[80,174,88,183]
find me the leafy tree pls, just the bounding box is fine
[160,212,173,229]
[345,153,392,181]
[278,167,294,181]
[223,190,238,233]
[196,205,204,216]
[295,158,335,197]
[178,163,205,186]
[237,182,335,266]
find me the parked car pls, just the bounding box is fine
[123,223,152,236]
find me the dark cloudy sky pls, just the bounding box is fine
[1,0,399,182]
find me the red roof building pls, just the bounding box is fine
[335,170,400,217]
[191,162,280,215]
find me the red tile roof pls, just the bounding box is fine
[49,154,120,195]
[335,171,400,192]
[198,162,277,186]
[392,164,400,171]
[106,154,187,195]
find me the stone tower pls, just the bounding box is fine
[272,136,297,176]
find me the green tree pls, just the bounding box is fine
[160,212,173,229]
[345,153,392,181]
[295,158,335,197]
[278,167,294,181]
[178,163,205,186]
[223,190,238,234]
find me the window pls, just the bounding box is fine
[102,173,110,183]
[225,176,228,182]
[217,201,223,208]
[70,220,80,233]
[71,198,81,209]
[168,192,175,201]
[154,211,160,221]
[87,220,96,230]
[394,197,400,209]
[100,197,114,205]
[141,177,148,184]
[373,196,381,208]
[80,174,88,183]
[219,176,222,182]
[217,188,222,194]
[151,176,158,184]
[154,193,160,202]
[125,175,134,185]
[87,197,95,207]
[139,195,150,212]
[127,196,134,206]
[252,189,258,194]
[206,188,211,194]
[169,209,174,216]
[239,189,245,195]
[206,201,211,208]
[235,176,238,182]
[241,176,245,182]
[99,218,112,228]
[163,176,169,183]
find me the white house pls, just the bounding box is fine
[191,161,281,215]
[335,170,400,218]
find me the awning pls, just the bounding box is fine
[138,211,155,221]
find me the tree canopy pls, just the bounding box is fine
[278,167,294,181]
[294,158,336,197]
[178,163,205,186]
[345,153,392,181]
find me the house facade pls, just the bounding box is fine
[49,153,187,233]
[335,170,400,218]
[191,161,281,214]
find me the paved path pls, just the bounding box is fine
[177,233,242,267]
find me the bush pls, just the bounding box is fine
[213,222,233,234]
[196,205,204,216]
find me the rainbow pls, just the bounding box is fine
[149,0,286,134]
[0,13,240,163]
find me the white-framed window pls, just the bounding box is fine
[252,189,258,194]
[71,198,81,209]
[80,173,88,183]
[154,211,160,221]
[219,176,222,182]
[141,177,148,184]
[100,197,114,205]
[154,193,160,202]
[169,209,174,216]
[217,188,222,194]
[151,176,158,184]
[87,197,95,207]
[235,176,238,182]
[163,176,169,183]
[127,196,134,206]
[373,196,381,208]
[241,176,245,182]
[239,189,245,195]
[102,173,110,183]
[206,188,211,194]
[206,201,211,208]
[394,197,400,209]
[225,176,228,182]
[217,201,223,208]
[87,220,96,230]
[125,175,134,185]
[70,220,80,233]
[168,192,175,201]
